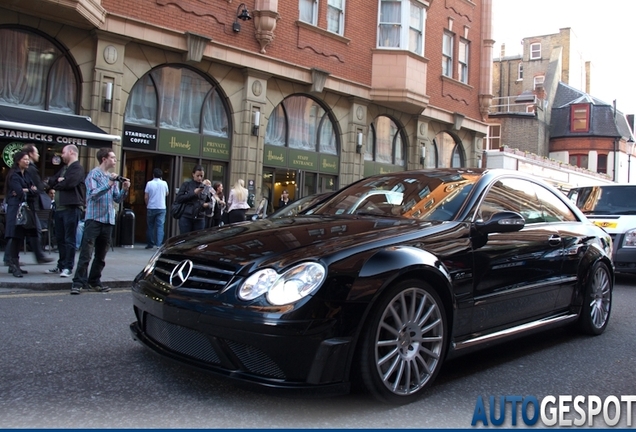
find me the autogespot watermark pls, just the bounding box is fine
[471,395,636,427]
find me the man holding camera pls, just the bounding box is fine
[70,148,130,295]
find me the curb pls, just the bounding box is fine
[0,279,134,291]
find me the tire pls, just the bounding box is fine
[359,280,447,405]
[578,261,612,335]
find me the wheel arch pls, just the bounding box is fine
[345,246,456,376]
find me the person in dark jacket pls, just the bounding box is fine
[4,151,39,277]
[44,144,85,278]
[3,144,53,266]
[174,165,212,234]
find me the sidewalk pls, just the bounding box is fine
[0,243,156,291]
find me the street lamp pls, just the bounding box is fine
[629,138,635,183]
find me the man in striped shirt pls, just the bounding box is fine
[70,148,130,295]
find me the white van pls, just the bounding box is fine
[568,184,636,273]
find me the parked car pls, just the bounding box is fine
[130,169,613,405]
[568,184,636,274]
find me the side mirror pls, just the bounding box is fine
[474,211,525,235]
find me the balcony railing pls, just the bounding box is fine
[489,95,538,114]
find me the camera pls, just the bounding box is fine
[112,175,129,182]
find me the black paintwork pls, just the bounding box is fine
[130,168,613,395]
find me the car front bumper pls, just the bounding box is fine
[611,234,636,273]
[130,283,353,395]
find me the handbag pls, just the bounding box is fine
[170,201,185,219]
[16,201,36,230]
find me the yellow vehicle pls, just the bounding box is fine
[568,184,636,273]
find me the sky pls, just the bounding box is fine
[491,0,636,116]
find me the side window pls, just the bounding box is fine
[478,178,543,224]
[534,184,578,222]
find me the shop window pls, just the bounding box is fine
[0,26,79,113]
[124,65,228,137]
[264,94,338,154]
[570,104,590,133]
[365,116,405,166]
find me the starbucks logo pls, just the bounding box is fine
[2,142,24,167]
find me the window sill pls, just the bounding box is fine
[296,21,350,45]
[372,48,427,61]
[441,75,473,91]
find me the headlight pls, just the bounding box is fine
[238,262,326,305]
[623,229,636,247]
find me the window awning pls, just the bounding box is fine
[0,105,121,148]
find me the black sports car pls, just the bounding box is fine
[130,168,613,404]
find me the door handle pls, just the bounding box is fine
[548,234,561,247]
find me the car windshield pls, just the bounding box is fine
[311,170,480,221]
[268,193,331,219]
[568,185,636,215]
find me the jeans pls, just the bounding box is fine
[178,216,205,234]
[54,207,82,271]
[146,208,166,247]
[72,219,112,289]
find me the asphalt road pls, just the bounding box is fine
[1,277,635,429]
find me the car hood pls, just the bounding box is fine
[161,215,457,273]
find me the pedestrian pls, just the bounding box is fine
[45,144,85,278]
[278,189,291,209]
[3,151,40,277]
[70,148,130,295]
[3,144,54,267]
[201,179,215,229]
[226,179,250,224]
[211,181,226,227]
[144,168,169,249]
[174,165,212,234]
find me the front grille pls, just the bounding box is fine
[144,314,287,380]
[225,340,285,379]
[146,314,220,364]
[153,253,237,291]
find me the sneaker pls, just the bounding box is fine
[46,267,61,274]
[60,269,72,278]
[70,286,81,295]
[89,284,111,293]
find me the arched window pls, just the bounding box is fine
[434,131,464,168]
[364,116,405,166]
[0,26,79,113]
[264,95,338,155]
[125,65,229,136]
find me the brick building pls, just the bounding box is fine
[0,0,493,241]
[486,27,629,188]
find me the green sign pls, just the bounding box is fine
[158,130,201,156]
[289,149,317,170]
[2,142,24,167]
[202,136,230,161]
[264,145,287,167]
[364,161,403,176]
[320,154,339,174]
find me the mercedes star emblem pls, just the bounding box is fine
[170,260,194,287]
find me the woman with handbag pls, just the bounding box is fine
[173,165,212,234]
[3,151,39,277]
[211,181,226,227]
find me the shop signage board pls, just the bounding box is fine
[158,130,201,156]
